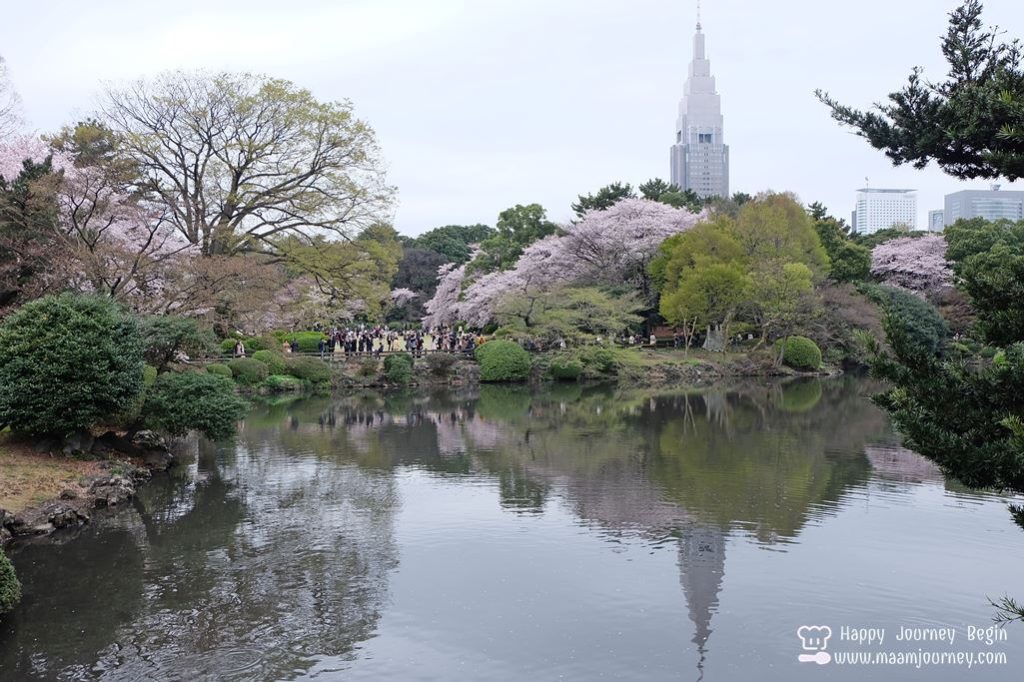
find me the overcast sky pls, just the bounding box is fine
[2,0,1022,236]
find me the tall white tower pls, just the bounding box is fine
[670,13,729,199]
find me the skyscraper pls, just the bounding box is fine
[943,186,1024,226]
[670,15,729,199]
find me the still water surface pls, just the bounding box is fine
[2,378,1023,681]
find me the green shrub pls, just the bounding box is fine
[143,371,248,440]
[219,335,278,355]
[782,336,822,371]
[0,551,20,615]
[0,294,144,437]
[206,363,232,378]
[285,331,329,353]
[356,359,380,379]
[252,349,287,375]
[264,374,303,392]
[425,353,457,377]
[284,357,331,385]
[141,316,213,371]
[475,340,531,382]
[861,284,949,355]
[227,358,269,386]
[577,346,618,374]
[143,365,159,387]
[549,358,583,381]
[383,353,414,384]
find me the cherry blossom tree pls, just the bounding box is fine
[871,234,953,293]
[423,198,704,327]
[0,56,21,138]
[0,135,187,310]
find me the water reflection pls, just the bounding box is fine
[1,378,1019,681]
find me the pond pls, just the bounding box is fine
[1,378,1022,681]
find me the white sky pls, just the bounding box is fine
[2,0,1022,236]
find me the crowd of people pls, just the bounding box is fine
[317,325,489,358]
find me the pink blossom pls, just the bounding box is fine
[423,198,704,327]
[871,234,953,293]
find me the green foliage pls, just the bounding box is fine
[219,335,277,354]
[206,363,232,378]
[410,224,494,264]
[0,294,144,436]
[577,346,619,374]
[549,358,583,381]
[495,286,644,343]
[383,353,414,384]
[0,551,20,615]
[284,331,329,353]
[252,349,287,375]
[817,0,1024,181]
[781,336,822,371]
[638,178,677,201]
[572,182,636,217]
[227,358,269,386]
[812,213,871,283]
[284,357,331,385]
[476,340,531,382]
[470,204,558,273]
[264,374,303,392]
[140,316,213,372]
[944,218,1024,345]
[861,284,949,355]
[143,365,158,387]
[425,353,457,377]
[143,371,248,440]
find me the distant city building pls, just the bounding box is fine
[851,189,917,235]
[943,186,1024,226]
[928,209,945,232]
[670,18,729,199]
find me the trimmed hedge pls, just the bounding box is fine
[0,551,20,615]
[782,336,822,371]
[252,349,287,375]
[143,371,249,440]
[206,363,232,378]
[264,374,303,392]
[549,358,583,381]
[475,340,531,383]
[284,357,331,385]
[384,353,414,384]
[227,358,269,386]
[285,331,329,353]
[0,294,144,437]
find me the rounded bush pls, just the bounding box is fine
[143,365,159,387]
[782,336,822,371]
[0,294,144,437]
[264,374,303,392]
[206,363,232,378]
[475,340,531,383]
[384,353,414,384]
[0,551,21,615]
[227,358,269,386]
[143,371,249,440]
[578,347,617,374]
[284,357,331,385]
[425,353,457,377]
[549,359,583,381]
[252,349,286,375]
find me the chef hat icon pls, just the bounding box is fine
[797,626,833,651]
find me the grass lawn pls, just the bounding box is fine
[0,435,99,514]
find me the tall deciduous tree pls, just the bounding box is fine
[470,203,558,273]
[0,56,21,138]
[99,71,394,257]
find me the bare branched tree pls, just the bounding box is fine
[0,56,23,138]
[99,71,395,257]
